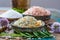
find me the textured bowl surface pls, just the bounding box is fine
[11,21,45,32]
[28,37,56,40]
[12,25,45,32]
[23,15,51,21]
[7,18,19,22]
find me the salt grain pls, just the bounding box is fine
[0,9,23,18]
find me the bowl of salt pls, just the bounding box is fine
[0,9,23,22]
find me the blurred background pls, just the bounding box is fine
[0,0,60,10]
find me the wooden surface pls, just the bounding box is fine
[0,10,6,14]
[53,33,60,40]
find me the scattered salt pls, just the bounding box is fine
[0,9,23,18]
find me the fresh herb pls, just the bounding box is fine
[12,8,25,13]
[0,26,52,38]
[0,31,52,38]
[33,31,39,38]
[0,32,7,36]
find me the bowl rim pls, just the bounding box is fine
[23,14,51,17]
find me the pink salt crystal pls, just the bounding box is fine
[45,9,51,15]
[23,6,51,16]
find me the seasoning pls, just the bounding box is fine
[13,16,44,28]
[23,6,51,16]
[0,9,23,18]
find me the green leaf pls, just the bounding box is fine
[9,33,21,37]
[33,31,39,38]
[25,33,33,37]
[0,32,7,36]
[12,8,25,13]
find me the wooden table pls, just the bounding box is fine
[53,33,60,40]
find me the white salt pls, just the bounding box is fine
[0,9,23,18]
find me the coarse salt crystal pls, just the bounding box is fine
[0,9,23,18]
